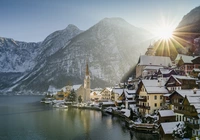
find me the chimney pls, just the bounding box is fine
[193,88,197,94]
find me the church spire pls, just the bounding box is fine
[86,62,89,76]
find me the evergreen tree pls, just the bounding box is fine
[78,95,82,103]
[68,89,76,102]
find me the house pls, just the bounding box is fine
[158,110,176,124]
[157,68,177,80]
[159,121,184,140]
[190,68,200,78]
[175,54,198,75]
[136,79,169,115]
[142,66,164,78]
[56,85,72,100]
[165,75,197,92]
[118,89,136,108]
[112,87,124,101]
[180,91,200,136]
[169,89,200,122]
[136,55,172,78]
[100,87,112,101]
[90,88,102,101]
[71,84,86,103]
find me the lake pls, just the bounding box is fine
[0,96,158,140]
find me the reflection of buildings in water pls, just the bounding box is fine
[130,131,159,140]
[79,110,91,139]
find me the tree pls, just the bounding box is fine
[78,95,82,103]
[68,89,76,102]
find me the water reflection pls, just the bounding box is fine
[0,96,159,140]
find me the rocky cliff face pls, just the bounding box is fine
[175,6,200,55]
[0,18,152,94]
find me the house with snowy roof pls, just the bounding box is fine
[136,55,172,78]
[112,88,124,101]
[157,68,177,79]
[100,87,112,101]
[117,89,136,108]
[90,88,102,101]
[175,54,200,75]
[165,75,198,92]
[159,121,184,140]
[158,110,176,124]
[136,79,169,115]
[179,92,200,136]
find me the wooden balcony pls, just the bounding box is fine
[174,110,197,117]
[138,97,147,102]
[136,104,150,110]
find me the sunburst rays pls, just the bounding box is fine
[151,18,200,59]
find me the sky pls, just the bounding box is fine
[0,0,199,42]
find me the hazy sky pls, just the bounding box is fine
[0,0,199,42]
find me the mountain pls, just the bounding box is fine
[174,5,200,55]
[0,25,82,94]
[0,18,152,94]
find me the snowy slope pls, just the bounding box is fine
[11,17,152,93]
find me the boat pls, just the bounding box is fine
[44,98,53,104]
[53,103,68,109]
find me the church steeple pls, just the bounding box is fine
[85,62,89,76]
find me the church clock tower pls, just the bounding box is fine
[84,62,90,102]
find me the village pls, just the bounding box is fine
[41,36,200,140]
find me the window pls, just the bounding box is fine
[155,103,157,107]
[147,96,149,100]
[160,96,162,100]
[154,95,157,100]
[160,103,162,107]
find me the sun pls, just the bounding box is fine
[154,24,174,40]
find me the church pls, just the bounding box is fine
[71,62,91,103]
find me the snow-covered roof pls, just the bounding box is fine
[112,88,124,96]
[124,89,136,98]
[174,89,200,98]
[105,87,113,92]
[172,75,197,81]
[187,96,200,104]
[161,121,183,134]
[159,69,173,74]
[163,93,171,97]
[141,80,168,94]
[142,79,165,87]
[121,109,130,117]
[72,84,82,91]
[102,102,115,105]
[175,54,197,64]
[159,110,175,117]
[193,68,200,72]
[145,87,169,94]
[144,66,164,70]
[138,55,172,66]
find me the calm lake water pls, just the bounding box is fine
[0,96,158,140]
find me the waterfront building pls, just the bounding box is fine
[83,62,91,102]
[158,110,176,124]
[100,87,112,101]
[55,85,71,100]
[159,121,184,140]
[90,88,102,101]
[71,84,85,103]
[136,79,169,115]
[112,87,124,101]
